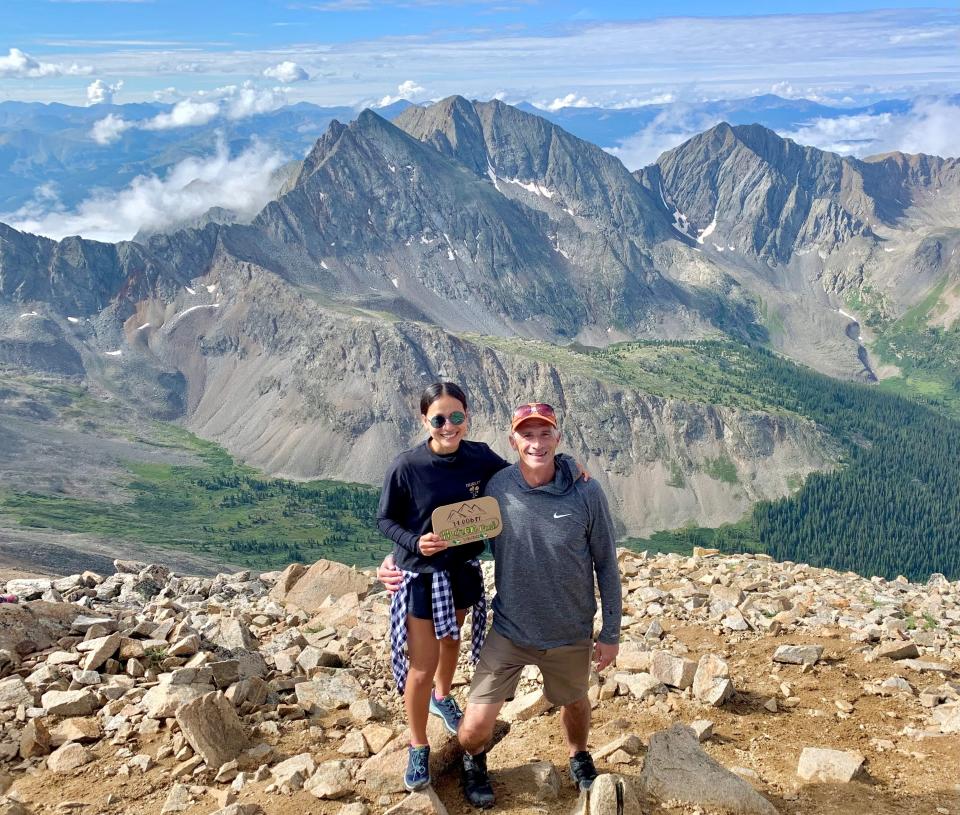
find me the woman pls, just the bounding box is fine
[377,382,508,791]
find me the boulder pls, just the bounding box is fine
[339,731,369,758]
[19,717,51,758]
[41,689,98,717]
[160,783,194,813]
[295,672,364,710]
[502,689,553,722]
[267,563,309,602]
[614,642,651,671]
[690,720,714,742]
[692,654,734,706]
[141,681,210,717]
[650,651,697,689]
[595,734,644,760]
[209,806,263,815]
[282,560,370,613]
[49,717,101,745]
[175,691,247,768]
[46,741,92,773]
[796,748,865,782]
[349,698,388,723]
[573,774,642,815]
[383,789,449,815]
[612,672,662,700]
[77,632,120,671]
[305,760,354,799]
[5,579,52,599]
[640,724,776,815]
[213,619,254,651]
[500,760,560,801]
[772,645,823,666]
[875,641,921,660]
[0,676,33,711]
[271,752,317,791]
[361,723,396,754]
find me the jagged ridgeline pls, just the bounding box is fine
[0,96,958,581]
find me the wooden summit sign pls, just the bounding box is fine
[431,497,502,546]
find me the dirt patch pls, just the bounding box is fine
[9,623,959,815]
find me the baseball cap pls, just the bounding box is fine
[511,402,559,432]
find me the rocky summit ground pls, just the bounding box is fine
[0,550,958,815]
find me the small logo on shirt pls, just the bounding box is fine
[466,480,482,498]
[553,512,571,519]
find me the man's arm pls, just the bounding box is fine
[585,482,621,663]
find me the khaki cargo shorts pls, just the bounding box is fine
[468,628,592,707]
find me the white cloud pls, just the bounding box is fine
[152,86,182,102]
[2,139,288,243]
[215,82,289,118]
[377,80,426,107]
[143,99,221,130]
[86,79,123,105]
[606,108,724,170]
[608,94,676,109]
[263,60,309,83]
[0,47,92,79]
[90,113,134,144]
[541,93,595,112]
[781,98,960,159]
[86,82,290,143]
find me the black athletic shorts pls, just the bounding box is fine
[408,563,483,620]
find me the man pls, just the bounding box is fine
[379,401,621,808]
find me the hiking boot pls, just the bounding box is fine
[429,690,464,734]
[404,744,431,791]
[569,750,598,791]
[461,750,495,808]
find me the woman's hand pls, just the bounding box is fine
[376,554,403,593]
[418,532,448,556]
[575,459,591,481]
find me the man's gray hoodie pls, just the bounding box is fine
[484,458,621,649]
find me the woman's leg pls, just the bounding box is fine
[434,608,468,697]
[405,614,441,745]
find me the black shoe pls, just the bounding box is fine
[569,750,598,791]
[461,751,495,809]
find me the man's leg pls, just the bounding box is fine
[458,700,503,755]
[457,629,526,808]
[458,701,503,809]
[559,695,591,755]
[539,640,598,791]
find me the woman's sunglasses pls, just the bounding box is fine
[428,411,466,429]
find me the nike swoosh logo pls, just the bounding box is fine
[553,512,571,519]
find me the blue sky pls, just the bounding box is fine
[1,1,957,107]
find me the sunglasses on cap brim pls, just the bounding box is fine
[512,402,557,422]
[428,411,466,429]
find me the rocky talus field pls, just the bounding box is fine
[0,551,958,815]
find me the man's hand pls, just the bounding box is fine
[418,532,448,556]
[593,641,618,672]
[376,554,403,593]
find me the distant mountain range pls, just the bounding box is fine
[1,95,959,579]
[1,93,952,214]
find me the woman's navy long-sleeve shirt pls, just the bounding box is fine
[377,439,509,574]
